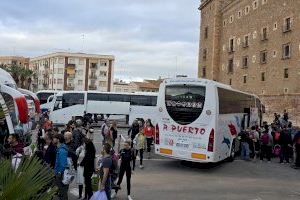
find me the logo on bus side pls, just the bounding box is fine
[163,124,205,135]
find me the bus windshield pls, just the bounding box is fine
[165,85,206,125]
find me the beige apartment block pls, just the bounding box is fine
[113,80,135,93]
[199,0,300,124]
[0,56,30,68]
[30,52,114,92]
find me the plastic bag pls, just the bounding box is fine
[90,191,108,200]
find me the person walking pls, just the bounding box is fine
[249,126,260,159]
[53,134,69,200]
[133,127,146,169]
[113,140,134,200]
[260,129,272,162]
[101,120,110,145]
[64,131,78,171]
[110,121,118,147]
[76,141,86,199]
[99,143,113,200]
[239,130,250,161]
[144,119,155,159]
[80,139,96,199]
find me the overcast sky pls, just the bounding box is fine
[0,0,200,82]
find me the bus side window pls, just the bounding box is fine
[54,101,62,111]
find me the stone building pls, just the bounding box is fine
[198,0,300,124]
[0,56,30,68]
[30,52,114,92]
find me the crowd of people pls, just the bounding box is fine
[239,110,300,169]
[32,113,155,200]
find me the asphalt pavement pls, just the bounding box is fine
[67,128,300,200]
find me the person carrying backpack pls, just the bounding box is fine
[260,129,272,162]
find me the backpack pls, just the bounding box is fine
[261,133,269,145]
[274,132,280,141]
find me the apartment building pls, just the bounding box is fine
[0,56,30,68]
[199,0,300,121]
[30,52,114,92]
[113,79,162,93]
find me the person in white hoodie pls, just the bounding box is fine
[76,141,86,199]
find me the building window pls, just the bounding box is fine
[229,38,234,53]
[203,48,207,60]
[253,0,258,9]
[78,80,83,85]
[260,50,267,64]
[79,59,84,65]
[282,43,291,59]
[283,17,292,33]
[243,35,249,47]
[238,10,242,18]
[229,79,232,85]
[100,61,107,66]
[99,81,107,87]
[243,75,247,84]
[57,79,63,84]
[228,58,234,73]
[261,72,265,81]
[54,79,56,84]
[204,27,208,39]
[284,88,288,93]
[77,70,83,76]
[202,67,206,78]
[245,6,250,15]
[284,68,289,78]
[261,27,268,41]
[229,15,234,23]
[57,68,64,74]
[274,22,278,30]
[58,58,64,64]
[262,0,267,5]
[242,56,249,68]
[223,20,227,27]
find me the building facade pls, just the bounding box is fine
[113,80,135,93]
[30,52,114,92]
[113,79,162,93]
[199,0,300,123]
[0,56,30,68]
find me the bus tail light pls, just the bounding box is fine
[207,128,214,152]
[15,96,29,124]
[34,98,41,114]
[155,124,160,145]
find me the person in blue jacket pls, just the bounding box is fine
[53,133,69,200]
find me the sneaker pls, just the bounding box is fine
[139,165,144,169]
[111,192,117,199]
[128,195,133,200]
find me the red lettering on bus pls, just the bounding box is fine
[188,127,194,134]
[171,125,176,132]
[183,126,188,133]
[163,124,168,131]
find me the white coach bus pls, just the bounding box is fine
[48,91,157,125]
[155,78,263,163]
[36,90,58,113]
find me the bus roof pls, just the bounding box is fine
[164,78,259,99]
[36,90,59,94]
[55,90,158,96]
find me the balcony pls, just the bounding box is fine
[66,64,75,69]
[68,74,75,79]
[283,24,291,33]
[90,63,98,69]
[67,84,75,90]
[89,75,97,79]
[89,85,97,90]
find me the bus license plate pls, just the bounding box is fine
[176,143,189,149]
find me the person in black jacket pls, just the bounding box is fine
[80,139,96,199]
[128,120,139,148]
[279,126,293,164]
[43,133,57,168]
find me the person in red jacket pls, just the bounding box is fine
[144,119,155,159]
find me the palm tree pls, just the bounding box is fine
[0,156,57,200]
[6,64,21,87]
[20,68,34,89]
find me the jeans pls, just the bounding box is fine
[146,138,153,153]
[116,164,132,195]
[55,174,69,200]
[104,177,112,200]
[133,149,144,169]
[241,142,250,160]
[84,175,93,199]
[280,146,290,163]
[260,145,272,161]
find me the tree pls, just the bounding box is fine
[0,64,33,89]
[0,156,57,200]
[20,68,34,89]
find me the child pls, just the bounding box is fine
[113,140,134,200]
[133,127,147,169]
